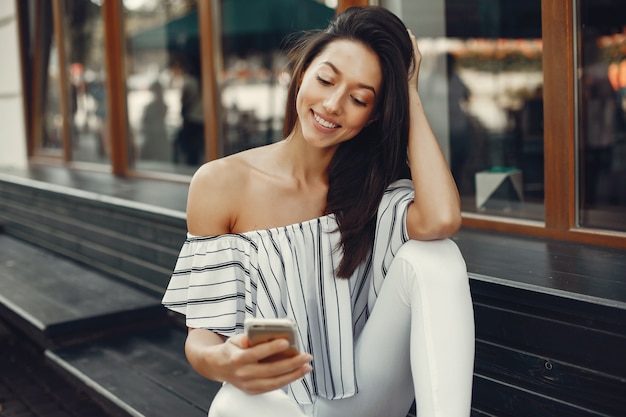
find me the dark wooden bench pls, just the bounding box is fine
[456,228,626,416]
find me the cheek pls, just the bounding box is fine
[295,95,310,126]
[349,111,375,130]
[297,77,318,104]
[295,79,311,109]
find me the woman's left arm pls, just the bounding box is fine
[405,31,462,240]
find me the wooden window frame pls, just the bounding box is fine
[198,0,220,163]
[462,0,626,249]
[102,0,128,175]
[18,0,626,249]
[338,0,369,11]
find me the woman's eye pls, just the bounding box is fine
[352,97,367,107]
[316,76,331,85]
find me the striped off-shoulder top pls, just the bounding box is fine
[162,179,415,404]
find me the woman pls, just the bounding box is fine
[162,6,474,417]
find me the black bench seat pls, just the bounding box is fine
[455,227,626,306]
[455,228,626,416]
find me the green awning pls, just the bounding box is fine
[221,0,333,36]
[128,0,334,53]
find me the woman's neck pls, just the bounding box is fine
[279,129,336,187]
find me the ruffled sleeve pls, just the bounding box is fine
[162,233,258,335]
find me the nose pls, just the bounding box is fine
[322,91,342,115]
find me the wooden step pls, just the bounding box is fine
[0,234,167,348]
[47,326,221,417]
[0,176,186,294]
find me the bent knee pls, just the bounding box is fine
[208,384,234,417]
[209,384,304,417]
[395,239,468,286]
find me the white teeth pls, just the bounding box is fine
[314,113,338,128]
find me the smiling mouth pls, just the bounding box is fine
[313,112,339,129]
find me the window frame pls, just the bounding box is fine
[17,0,626,249]
[462,0,626,249]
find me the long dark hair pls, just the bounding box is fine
[283,7,415,278]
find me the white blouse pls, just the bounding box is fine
[162,179,415,404]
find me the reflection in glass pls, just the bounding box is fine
[42,36,64,154]
[62,0,109,164]
[218,0,335,156]
[125,0,202,176]
[383,0,544,221]
[578,0,626,232]
[34,0,63,155]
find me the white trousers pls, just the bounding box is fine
[209,239,475,417]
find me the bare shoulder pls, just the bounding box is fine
[186,151,255,236]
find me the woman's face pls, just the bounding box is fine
[295,39,382,149]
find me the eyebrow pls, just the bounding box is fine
[321,61,377,96]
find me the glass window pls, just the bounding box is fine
[41,37,64,155]
[578,0,626,232]
[382,0,544,221]
[63,0,109,164]
[35,1,63,156]
[217,0,335,156]
[125,0,202,176]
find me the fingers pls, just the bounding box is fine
[407,29,422,58]
[407,29,422,86]
[225,338,313,395]
[234,355,313,395]
[240,339,313,374]
[249,338,292,362]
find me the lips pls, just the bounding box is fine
[313,111,340,129]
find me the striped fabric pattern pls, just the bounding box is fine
[162,179,415,404]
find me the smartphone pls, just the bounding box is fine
[244,317,301,362]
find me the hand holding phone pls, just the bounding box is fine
[244,318,301,363]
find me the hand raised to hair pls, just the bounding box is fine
[407,29,423,91]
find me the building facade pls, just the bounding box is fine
[1,0,625,249]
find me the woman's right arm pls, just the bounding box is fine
[182,160,313,394]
